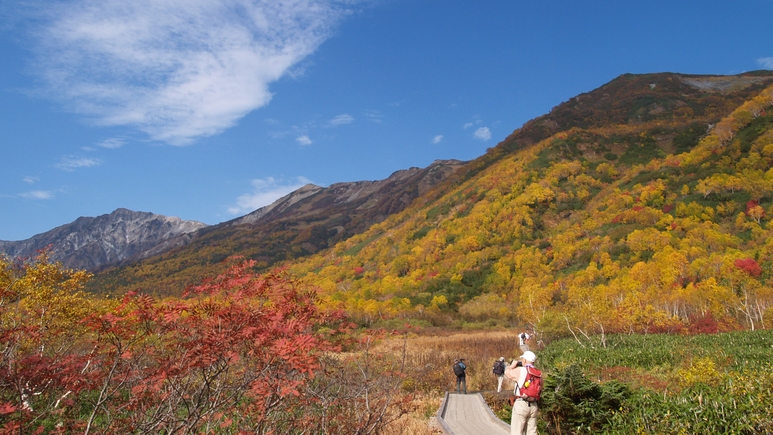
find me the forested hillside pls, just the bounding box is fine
[87,160,465,296]
[286,72,773,336]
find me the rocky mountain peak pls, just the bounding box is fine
[0,209,207,271]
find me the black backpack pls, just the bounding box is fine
[493,360,505,375]
[453,362,465,376]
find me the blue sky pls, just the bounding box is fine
[1,0,772,241]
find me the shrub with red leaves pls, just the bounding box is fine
[734,258,762,277]
[687,313,720,334]
[78,261,355,434]
[745,200,760,214]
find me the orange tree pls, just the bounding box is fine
[75,260,353,434]
[1,257,360,435]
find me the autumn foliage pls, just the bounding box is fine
[0,253,418,434]
[79,74,773,344]
[734,258,763,277]
[280,78,773,339]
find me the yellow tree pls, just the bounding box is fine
[3,251,94,356]
[682,277,736,323]
[739,169,773,201]
[517,277,555,331]
[564,282,615,346]
[626,228,671,257]
[724,256,771,330]
[0,251,96,416]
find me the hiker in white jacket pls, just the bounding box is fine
[506,351,539,435]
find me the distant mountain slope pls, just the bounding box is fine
[282,71,773,332]
[459,72,773,183]
[88,159,466,295]
[0,208,207,270]
[229,159,464,229]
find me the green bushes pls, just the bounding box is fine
[527,331,773,434]
[540,365,629,434]
[607,371,773,434]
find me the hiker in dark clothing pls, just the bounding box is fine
[453,358,467,394]
[494,356,506,392]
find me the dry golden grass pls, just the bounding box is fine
[380,392,445,435]
[377,329,531,433]
[379,330,527,392]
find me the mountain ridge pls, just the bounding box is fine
[2,160,466,277]
[86,158,467,294]
[464,72,773,180]
[0,208,207,271]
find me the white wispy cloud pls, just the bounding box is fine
[28,0,354,145]
[364,110,383,123]
[329,114,354,126]
[55,156,102,171]
[463,122,473,129]
[432,135,443,144]
[757,57,773,69]
[23,176,40,184]
[228,176,313,215]
[97,138,125,149]
[474,127,491,141]
[296,135,312,145]
[20,190,54,200]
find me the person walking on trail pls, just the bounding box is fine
[506,351,540,435]
[453,358,467,394]
[493,357,506,392]
[518,331,531,352]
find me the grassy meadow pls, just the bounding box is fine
[377,329,773,435]
[371,330,523,434]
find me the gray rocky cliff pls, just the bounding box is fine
[0,208,207,271]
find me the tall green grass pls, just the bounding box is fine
[531,330,773,434]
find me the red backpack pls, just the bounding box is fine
[517,367,542,402]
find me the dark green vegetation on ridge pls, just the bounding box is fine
[461,72,773,182]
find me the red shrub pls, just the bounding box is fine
[687,313,719,334]
[745,200,760,214]
[734,258,762,277]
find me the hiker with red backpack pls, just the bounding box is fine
[505,350,541,435]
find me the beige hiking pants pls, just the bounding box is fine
[510,399,538,435]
